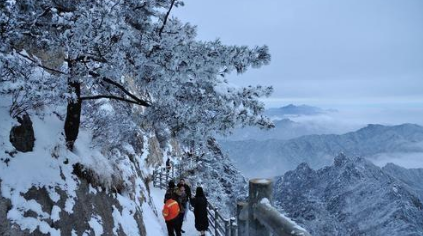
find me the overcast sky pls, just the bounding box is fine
[173,0,423,119]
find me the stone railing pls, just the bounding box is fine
[237,178,311,236]
[152,167,311,236]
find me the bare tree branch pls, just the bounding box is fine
[80,95,150,106]
[159,0,176,38]
[88,71,151,107]
[101,78,150,107]
[16,51,68,75]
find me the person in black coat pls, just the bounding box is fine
[190,187,209,235]
[166,158,172,172]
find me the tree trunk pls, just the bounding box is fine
[64,80,81,150]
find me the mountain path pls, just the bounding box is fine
[150,184,211,236]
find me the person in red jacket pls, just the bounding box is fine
[163,193,181,236]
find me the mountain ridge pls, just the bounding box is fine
[220,123,423,177]
[274,154,423,236]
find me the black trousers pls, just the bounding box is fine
[166,218,181,236]
[176,213,184,232]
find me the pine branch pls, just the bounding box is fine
[80,95,149,106]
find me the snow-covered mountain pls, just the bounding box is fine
[219,104,341,142]
[220,118,340,141]
[219,123,423,178]
[265,104,335,118]
[383,163,423,201]
[274,154,423,236]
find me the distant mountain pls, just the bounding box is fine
[274,154,423,236]
[219,123,423,178]
[383,163,423,201]
[218,104,343,142]
[265,104,336,118]
[220,118,337,141]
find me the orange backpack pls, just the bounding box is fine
[162,199,180,221]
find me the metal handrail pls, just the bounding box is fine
[152,164,236,236]
[153,168,311,236]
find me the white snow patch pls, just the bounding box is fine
[89,185,98,194]
[260,198,271,205]
[47,188,61,203]
[392,186,398,193]
[252,178,271,184]
[112,194,140,235]
[51,205,61,222]
[142,200,164,235]
[88,214,104,236]
[64,198,75,214]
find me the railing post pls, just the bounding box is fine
[178,164,183,179]
[159,170,163,189]
[237,202,248,236]
[172,165,175,179]
[230,217,237,236]
[214,207,219,236]
[165,168,169,185]
[152,170,156,187]
[225,219,230,236]
[248,179,272,236]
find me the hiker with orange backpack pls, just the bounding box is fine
[163,193,181,236]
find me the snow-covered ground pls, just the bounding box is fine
[149,183,211,236]
[0,98,167,235]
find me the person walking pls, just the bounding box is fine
[166,158,172,173]
[179,178,192,200]
[190,187,209,236]
[163,193,181,236]
[175,183,188,233]
[179,178,192,222]
[164,180,176,203]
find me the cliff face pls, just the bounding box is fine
[0,104,168,235]
[274,154,423,236]
[0,180,146,236]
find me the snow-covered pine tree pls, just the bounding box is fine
[0,0,273,152]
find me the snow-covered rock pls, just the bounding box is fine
[382,163,423,201]
[0,105,165,235]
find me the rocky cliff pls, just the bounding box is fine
[274,154,423,236]
[0,105,169,235]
